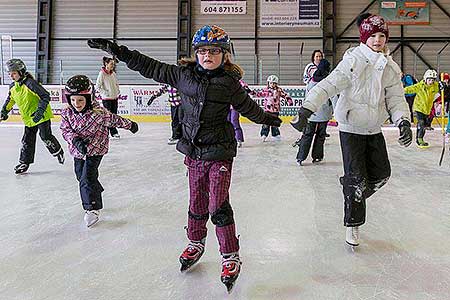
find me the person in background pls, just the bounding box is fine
[0,58,64,174]
[96,56,121,139]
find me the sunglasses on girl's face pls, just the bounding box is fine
[196,47,223,55]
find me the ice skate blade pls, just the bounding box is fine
[180,261,200,273]
[345,241,359,252]
[417,144,430,149]
[222,279,238,294]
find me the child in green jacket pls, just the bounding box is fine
[404,69,440,148]
[0,59,64,174]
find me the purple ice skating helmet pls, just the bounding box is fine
[192,25,231,52]
[65,75,94,111]
[6,58,27,76]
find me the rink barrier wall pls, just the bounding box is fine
[1,84,447,124]
[0,84,306,122]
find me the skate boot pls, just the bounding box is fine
[237,141,243,148]
[346,226,360,249]
[312,158,323,164]
[292,137,301,147]
[84,210,100,227]
[167,137,179,145]
[261,135,268,142]
[416,138,430,149]
[55,149,65,164]
[179,239,205,272]
[273,135,281,142]
[111,133,120,139]
[221,253,242,293]
[14,163,29,174]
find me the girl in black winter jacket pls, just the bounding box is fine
[88,24,281,293]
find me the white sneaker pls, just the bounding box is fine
[84,210,100,227]
[346,226,360,247]
[167,137,179,145]
[261,135,268,142]
[111,133,120,139]
[273,135,281,141]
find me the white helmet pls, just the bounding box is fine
[267,75,279,84]
[423,69,437,80]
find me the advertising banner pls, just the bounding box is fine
[379,0,430,25]
[201,0,246,14]
[260,0,321,27]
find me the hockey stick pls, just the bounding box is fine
[437,43,449,166]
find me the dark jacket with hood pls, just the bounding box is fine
[120,48,276,161]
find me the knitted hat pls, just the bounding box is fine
[359,15,389,44]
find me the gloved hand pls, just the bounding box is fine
[31,108,45,123]
[147,95,157,106]
[129,121,139,134]
[264,113,282,127]
[87,39,132,62]
[72,137,88,155]
[290,107,314,132]
[0,109,9,121]
[438,81,447,91]
[398,120,412,147]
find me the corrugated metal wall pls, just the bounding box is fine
[336,0,450,80]
[2,0,450,85]
[0,0,37,84]
[191,0,323,84]
[50,0,178,84]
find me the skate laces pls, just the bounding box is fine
[182,241,204,259]
[221,254,241,277]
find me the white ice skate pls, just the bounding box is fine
[346,226,360,250]
[84,210,100,227]
[237,141,243,148]
[261,135,268,142]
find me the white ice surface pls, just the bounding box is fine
[0,122,449,300]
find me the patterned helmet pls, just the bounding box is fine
[423,69,438,80]
[6,58,27,74]
[65,75,94,108]
[192,25,231,51]
[267,75,279,84]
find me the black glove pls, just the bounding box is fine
[72,137,88,155]
[129,121,139,134]
[290,107,314,132]
[0,109,9,121]
[147,95,157,106]
[398,120,412,147]
[263,113,282,127]
[31,108,45,123]
[87,39,132,62]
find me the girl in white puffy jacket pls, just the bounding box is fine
[291,13,412,249]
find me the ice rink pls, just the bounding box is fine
[0,121,449,300]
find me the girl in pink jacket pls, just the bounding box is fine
[254,75,293,141]
[60,75,138,227]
